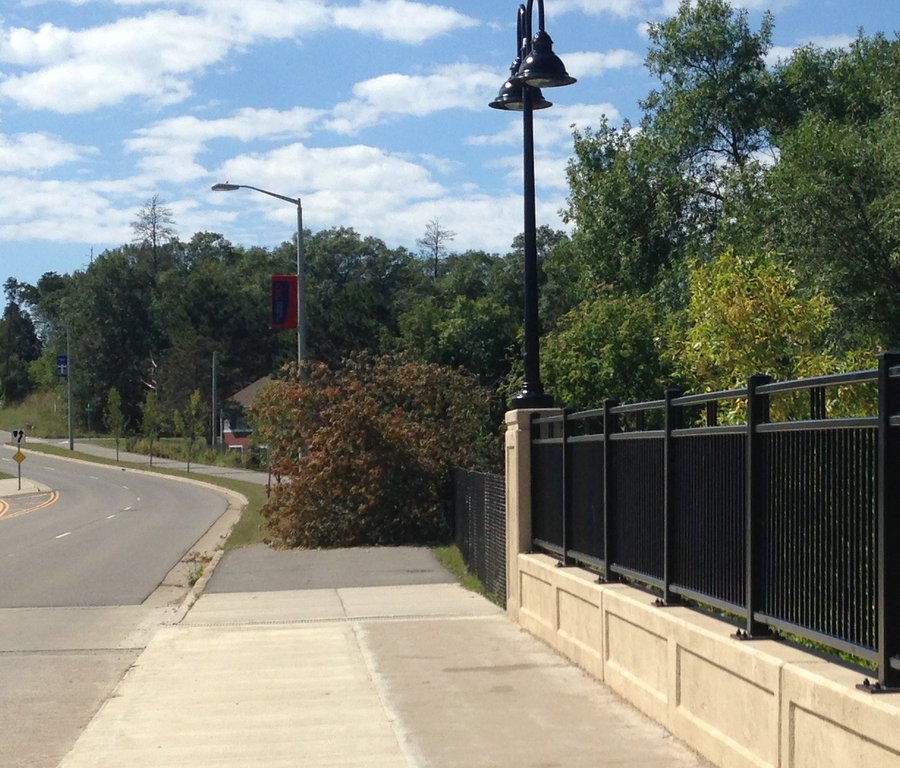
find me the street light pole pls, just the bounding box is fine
[66,327,74,450]
[211,183,306,365]
[490,0,575,410]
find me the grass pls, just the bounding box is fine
[434,544,504,607]
[0,471,14,481]
[0,390,70,438]
[14,441,268,550]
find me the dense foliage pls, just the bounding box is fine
[251,356,496,548]
[0,0,895,437]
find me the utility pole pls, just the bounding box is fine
[211,351,218,449]
[67,329,74,450]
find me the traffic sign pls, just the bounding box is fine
[13,450,25,464]
[56,355,68,378]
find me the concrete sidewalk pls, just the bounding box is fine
[57,550,711,768]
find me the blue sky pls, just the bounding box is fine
[0,0,896,288]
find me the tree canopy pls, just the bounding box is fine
[3,3,897,436]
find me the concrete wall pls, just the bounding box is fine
[505,411,900,768]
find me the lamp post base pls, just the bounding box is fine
[510,386,554,410]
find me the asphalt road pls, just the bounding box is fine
[0,444,232,768]
[0,450,227,608]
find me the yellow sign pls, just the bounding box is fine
[13,450,25,464]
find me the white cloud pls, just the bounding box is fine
[469,101,621,149]
[126,107,325,181]
[564,49,643,78]
[326,63,499,134]
[0,176,132,244]
[331,0,478,44]
[0,11,233,112]
[0,1,466,114]
[766,34,855,65]
[552,0,654,18]
[212,141,446,230]
[0,133,93,172]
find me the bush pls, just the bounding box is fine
[251,354,496,548]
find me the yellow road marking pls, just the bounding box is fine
[0,499,8,519]
[0,490,60,521]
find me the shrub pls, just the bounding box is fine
[251,354,496,548]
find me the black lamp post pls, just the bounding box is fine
[491,1,575,410]
[211,182,306,365]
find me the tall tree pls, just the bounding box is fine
[0,298,41,401]
[304,227,424,364]
[174,389,206,472]
[757,34,900,347]
[140,390,163,467]
[59,250,160,427]
[131,194,178,274]
[416,218,456,279]
[105,386,127,462]
[643,0,775,174]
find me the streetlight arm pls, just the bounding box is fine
[212,183,299,207]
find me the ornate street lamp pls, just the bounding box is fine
[211,183,306,365]
[491,1,575,410]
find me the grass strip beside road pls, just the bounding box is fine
[12,441,266,551]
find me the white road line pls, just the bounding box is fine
[106,514,117,520]
[55,532,72,539]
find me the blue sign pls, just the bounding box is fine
[56,355,68,378]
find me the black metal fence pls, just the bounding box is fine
[530,352,900,688]
[452,468,506,603]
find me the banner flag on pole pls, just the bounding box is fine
[271,275,298,330]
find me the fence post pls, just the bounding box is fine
[662,388,683,606]
[505,409,535,621]
[561,408,573,567]
[602,399,619,582]
[876,351,900,688]
[742,373,772,638]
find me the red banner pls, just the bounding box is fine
[271,275,298,330]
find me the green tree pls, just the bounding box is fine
[140,390,163,467]
[152,241,278,414]
[542,291,672,409]
[755,34,900,346]
[643,0,775,173]
[104,386,127,462]
[58,250,161,428]
[0,293,41,402]
[173,389,207,472]
[304,227,424,364]
[671,250,838,392]
[562,120,691,297]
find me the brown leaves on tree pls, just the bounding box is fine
[250,354,495,549]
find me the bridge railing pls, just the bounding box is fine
[530,352,900,688]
